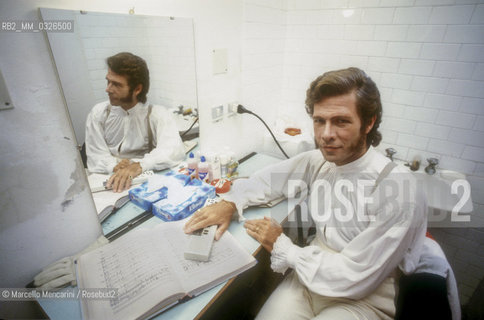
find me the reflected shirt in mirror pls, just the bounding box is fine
[85,101,185,173]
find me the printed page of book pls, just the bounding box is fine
[77,227,184,320]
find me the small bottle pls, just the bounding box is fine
[211,156,222,181]
[227,158,239,178]
[220,154,229,178]
[198,156,209,182]
[187,152,197,177]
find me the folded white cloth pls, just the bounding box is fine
[33,235,109,290]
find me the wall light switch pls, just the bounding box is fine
[211,105,224,122]
[0,69,14,111]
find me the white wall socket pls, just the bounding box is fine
[227,102,238,117]
[211,105,224,122]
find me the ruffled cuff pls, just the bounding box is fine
[270,233,301,274]
[137,158,153,172]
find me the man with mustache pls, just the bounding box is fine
[184,68,427,319]
[85,52,185,192]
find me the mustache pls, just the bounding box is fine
[313,138,340,148]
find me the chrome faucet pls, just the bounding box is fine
[425,158,439,175]
[385,148,397,161]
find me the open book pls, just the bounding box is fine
[87,171,155,193]
[77,219,257,320]
[92,192,130,222]
[87,171,154,221]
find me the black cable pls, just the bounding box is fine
[237,105,290,159]
[180,116,199,138]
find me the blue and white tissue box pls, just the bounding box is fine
[152,179,216,222]
[128,183,168,211]
[129,171,215,221]
[128,171,188,211]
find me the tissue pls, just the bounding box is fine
[128,171,216,221]
[153,180,216,221]
[128,183,168,211]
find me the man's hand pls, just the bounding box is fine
[244,217,283,252]
[113,159,131,172]
[107,162,142,192]
[184,200,236,240]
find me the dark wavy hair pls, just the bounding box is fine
[305,67,382,147]
[107,52,150,103]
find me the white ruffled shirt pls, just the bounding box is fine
[85,101,185,173]
[222,147,427,300]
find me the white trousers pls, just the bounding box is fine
[256,271,396,320]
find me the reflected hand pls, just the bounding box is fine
[184,200,236,240]
[244,217,283,253]
[106,162,142,192]
[113,159,131,172]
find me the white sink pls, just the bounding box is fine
[412,169,473,215]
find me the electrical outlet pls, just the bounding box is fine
[211,105,223,122]
[227,102,238,117]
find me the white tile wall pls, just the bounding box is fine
[450,128,484,148]
[458,44,484,62]
[242,0,484,305]
[399,59,435,76]
[411,76,449,93]
[404,105,439,122]
[387,41,422,58]
[434,61,476,79]
[381,73,412,89]
[241,2,287,146]
[453,79,484,99]
[361,8,395,24]
[428,138,466,157]
[475,116,484,131]
[345,25,375,40]
[420,43,461,61]
[390,88,426,106]
[406,25,446,42]
[462,146,484,161]
[474,64,484,80]
[440,110,476,128]
[415,122,452,139]
[394,6,433,24]
[429,5,475,24]
[445,25,484,43]
[461,97,484,115]
[374,25,408,41]
[397,132,429,149]
[368,56,400,72]
[471,4,484,23]
[424,93,461,111]
[76,14,197,109]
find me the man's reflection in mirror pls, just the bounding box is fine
[85,52,185,192]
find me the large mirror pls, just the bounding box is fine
[40,8,199,236]
[40,8,199,147]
